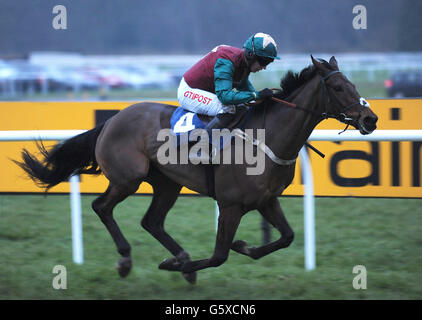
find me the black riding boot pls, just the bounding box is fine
[189,112,235,163]
[204,112,235,132]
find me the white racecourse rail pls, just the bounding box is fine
[1,129,422,269]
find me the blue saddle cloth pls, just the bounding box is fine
[170,107,231,150]
[170,107,206,135]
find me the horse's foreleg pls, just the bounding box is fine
[92,181,141,277]
[181,204,242,273]
[231,197,294,260]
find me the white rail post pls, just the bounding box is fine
[300,146,316,271]
[70,174,83,264]
[215,202,219,232]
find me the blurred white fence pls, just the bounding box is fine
[1,52,422,98]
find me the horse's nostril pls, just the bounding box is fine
[364,116,377,125]
[363,116,378,131]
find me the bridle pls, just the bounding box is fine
[251,68,372,160]
[319,70,366,125]
[272,70,370,129]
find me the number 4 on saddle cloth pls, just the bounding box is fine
[169,106,251,151]
[170,107,205,134]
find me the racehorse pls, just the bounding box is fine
[15,56,378,284]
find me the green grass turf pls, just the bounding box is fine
[0,194,420,299]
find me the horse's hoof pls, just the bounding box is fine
[116,256,132,278]
[159,257,181,271]
[182,272,197,285]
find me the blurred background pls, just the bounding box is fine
[1,0,422,101]
[1,0,422,301]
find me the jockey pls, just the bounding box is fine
[177,32,280,133]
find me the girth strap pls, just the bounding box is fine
[233,129,297,166]
[205,164,216,199]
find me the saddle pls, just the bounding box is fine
[169,103,262,200]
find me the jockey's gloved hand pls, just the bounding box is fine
[257,88,274,100]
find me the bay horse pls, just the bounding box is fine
[15,56,378,284]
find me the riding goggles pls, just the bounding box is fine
[256,56,274,67]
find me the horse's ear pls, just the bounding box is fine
[311,55,324,71]
[329,56,339,70]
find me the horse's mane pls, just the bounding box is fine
[277,59,334,99]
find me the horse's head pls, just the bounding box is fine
[311,55,378,134]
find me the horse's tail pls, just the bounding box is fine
[14,123,105,192]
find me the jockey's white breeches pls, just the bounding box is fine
[177,77,236,116]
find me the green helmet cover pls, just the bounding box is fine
[243,32,280,60]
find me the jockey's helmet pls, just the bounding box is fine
[243,32,280,66]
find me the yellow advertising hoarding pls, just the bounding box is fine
[0,99,421,197]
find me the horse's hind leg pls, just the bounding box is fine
[141,169,197,284]
[92,179,141,277]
